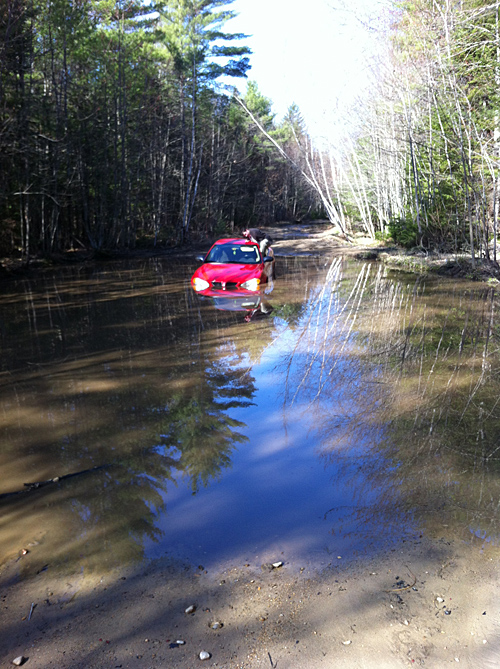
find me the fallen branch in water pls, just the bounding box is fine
[0,464,110,500]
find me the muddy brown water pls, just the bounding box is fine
[1,255,499,581]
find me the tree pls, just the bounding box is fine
[336,0,500,258]
[152,0,251,240]
[0,0,319,258]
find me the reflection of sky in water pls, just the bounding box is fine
[147,340,417,569]
[3,257,499,577]
[472,528,499,546]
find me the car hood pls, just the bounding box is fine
[196,263,261,283]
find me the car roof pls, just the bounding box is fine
[213,238,255,245]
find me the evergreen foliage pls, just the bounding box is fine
[0,0,322,258]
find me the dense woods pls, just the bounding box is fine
[2,0,500,262]
[0,0,322,259]
[337,0,500,261]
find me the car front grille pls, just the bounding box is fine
[212,281,238,290]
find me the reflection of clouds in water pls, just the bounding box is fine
[4,256,500,576]
[242,396,314,459]
[160,484,232,534]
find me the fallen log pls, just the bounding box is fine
[0,464,110,500]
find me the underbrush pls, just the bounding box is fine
[378,250,500,283]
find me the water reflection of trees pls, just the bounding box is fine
[0,259,258,572]
[156,355,253,491]
[283,259,500,548]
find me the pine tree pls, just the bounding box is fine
[152,0,251,240]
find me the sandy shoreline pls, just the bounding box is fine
[1,532,499,668]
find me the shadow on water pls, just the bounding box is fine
[285,260,500,552]
[0,258,260,576]
[0,255,500,580]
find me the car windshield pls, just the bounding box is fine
[206,243,261,264]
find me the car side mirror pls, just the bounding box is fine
[196,255,205,262]
[264,256,273,262]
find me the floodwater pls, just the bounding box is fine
[1,254,500,579]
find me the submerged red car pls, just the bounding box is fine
[191,238,275,294]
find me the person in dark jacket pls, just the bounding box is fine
[241,228,273,256]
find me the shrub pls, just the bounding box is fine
[388,217,419,248]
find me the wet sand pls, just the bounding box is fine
[1,225,499,668]
[1,534,498,668]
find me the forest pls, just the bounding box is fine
[1,0,500,264]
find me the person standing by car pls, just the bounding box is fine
[241,228,273,256]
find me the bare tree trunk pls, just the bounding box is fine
[233,93,352,240]
[181,56,197,242]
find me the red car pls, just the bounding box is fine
[191,238,275,295]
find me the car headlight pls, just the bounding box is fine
[192,277,210,291]
[240,278,260,291]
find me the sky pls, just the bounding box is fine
[225,0,391,143]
